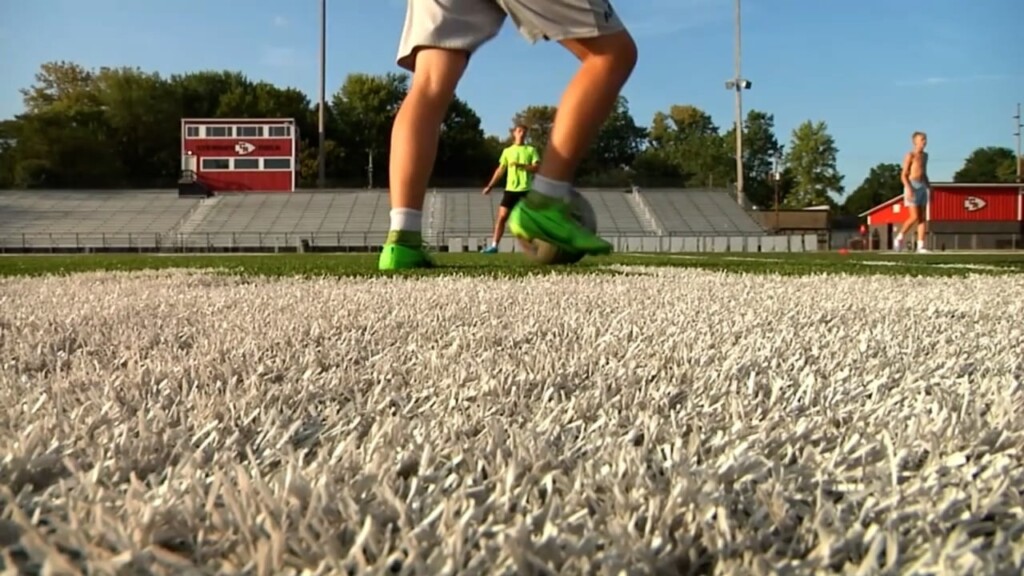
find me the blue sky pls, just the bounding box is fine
[0,0,1020,195]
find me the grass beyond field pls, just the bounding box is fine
[1,250,1024,278]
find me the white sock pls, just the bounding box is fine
[389,208,422,232]
[531,174,572,200]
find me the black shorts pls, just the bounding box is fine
[500,190,526,209]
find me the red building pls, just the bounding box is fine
[180,118,298,192]
[861,183,1023,250]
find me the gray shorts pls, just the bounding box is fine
[397,0,627,71]
[905,180,929,207]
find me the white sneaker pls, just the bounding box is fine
[893,237,904,252]
[916,247,929,254]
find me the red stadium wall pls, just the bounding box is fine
[864,198,905,227]
[927,185,1019,222]
[197,171,292,192]
[864,183,1022,226]
[180,118,297,192]
[862,183,1023,250]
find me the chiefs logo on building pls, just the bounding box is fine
[234,141,256,155]
[963,196,987,212]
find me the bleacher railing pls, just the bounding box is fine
[1,231,1018,254]
[0,231,810,253]
[629,186,665,235]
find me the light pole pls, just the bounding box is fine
[367,149,374,189]
[317,0,327,189]
[1014,102,1021,182]
[772,150,782,230]
[725,0,751,206]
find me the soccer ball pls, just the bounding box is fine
[523,191,598,265]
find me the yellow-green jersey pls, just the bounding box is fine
[499,144,540,193]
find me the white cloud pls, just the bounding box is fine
[894,74,1009,87]
[273,15,288,28]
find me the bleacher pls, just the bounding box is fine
[179,190,392,249]
[578,189,651,236]
[0,190,201,250]
[0,187,817,254]
[641,188,765,235]
[432,188,499,237]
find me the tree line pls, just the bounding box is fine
[0,61,1018,215]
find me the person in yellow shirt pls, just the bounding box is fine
[480,124,540,253]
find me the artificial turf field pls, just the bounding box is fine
[3,251,1023,572]
[2,251,1024,278]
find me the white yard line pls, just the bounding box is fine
[858,260,1008,272]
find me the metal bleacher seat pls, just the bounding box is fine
[184,190,393,247]
[1,187,770,253]
[576,189,648,235]
[343,192,390,233]
[0,190,201,249]
[639,188,765,235]
[437,188,498,238]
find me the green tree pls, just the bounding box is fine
[722,110,782,208]
[216,81,316,142]
[19,61,99,114]
[94,66,177,183]
[578,96,648,185]
[477,135,507,173]
[331,72,409,185]
[10,61,124,187]
[0,60,794,192]
[512,105,557,152]
[953,146,1018,183]
[172,70,253,118]
[632,147,683,186]
[11,108,123,187]
[299,139,344,186]
[0,120,18,188]
[433,96,492,185]
[3,61,365,188]
[783,120,844,208]
[646,104,731,187]
[842,162,901,216]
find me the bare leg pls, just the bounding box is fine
[898,206,919,237]
[491,207,511,246]
[506,31,637,256]
[387,49,468,243]
[534,31,638,188]
[895,206,919,252]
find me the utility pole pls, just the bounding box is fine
[772,151,782,231]
[1014,102,1021,182]
[724,0,751,206]
[317,0,327,189]
[367,149,374,189]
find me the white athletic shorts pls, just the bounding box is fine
[397,0,628,71]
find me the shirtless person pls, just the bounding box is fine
[895,131,930,253]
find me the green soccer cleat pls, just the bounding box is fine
[378,242,435,271]
[508,191,612,255]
